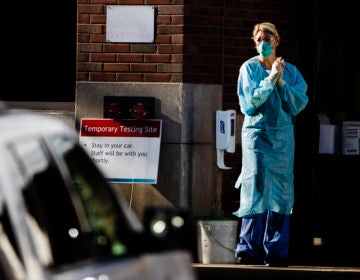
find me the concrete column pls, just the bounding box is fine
[76,81,222,218]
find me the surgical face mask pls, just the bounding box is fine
[256,42,273,58]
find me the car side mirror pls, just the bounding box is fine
[142,207,197,259]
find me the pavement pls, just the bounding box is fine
[193,263,360,280]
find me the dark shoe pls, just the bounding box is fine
[234,253,256,265]
[265,256,288,267]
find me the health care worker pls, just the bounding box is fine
[233,22,309,267]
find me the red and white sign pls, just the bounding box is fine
[79,118,162,184]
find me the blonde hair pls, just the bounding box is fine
[252,22,280,41]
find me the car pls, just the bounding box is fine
[0,102,196,280]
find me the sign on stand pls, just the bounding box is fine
[79,118,162,184]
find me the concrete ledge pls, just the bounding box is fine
[76,82,222,143]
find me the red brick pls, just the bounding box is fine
[170,73,183,82]
[171,34,183,44]
[144,54,171,63]
[116,73,143,81]
[158,63,182,73]
[130,44,157,53]
[77,62,102,72]
[78,24,103,34]
[78,33,90,43]
[78,5,104,14]
[78,43,102,53]
[117,0,144,4]
[77,53,90,62]
[91,0,116,4]
[78,14,90,24]
[158,44,183,54]
[90,73,116,81]
[157,25,184,35]
[90,34,106,42]
[155,35,171,44]
[130,64,157,72]
[104,63,129,71]
[90,14,106,24]
[144,73,171,82]
[117,54,144,62]
[104,44,130,52]
[158,5,184,15]
[157,15,171,25]
[147,0,171,5]
[91,53,116,62]
[76,72,90,80]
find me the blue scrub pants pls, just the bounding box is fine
[235,211,290,264]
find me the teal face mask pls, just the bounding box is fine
[256,42,273,58]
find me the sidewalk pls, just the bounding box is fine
[193,263,360,280]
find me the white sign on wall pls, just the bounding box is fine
[106,5,155,43]
[79,118,162,184]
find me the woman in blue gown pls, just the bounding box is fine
[233,22,309,267]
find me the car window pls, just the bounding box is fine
[47,134,130,256]
[10,137,84,266]
[8,135,134,269]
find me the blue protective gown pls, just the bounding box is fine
[233,55,308,217]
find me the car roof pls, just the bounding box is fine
[0,110,77,144]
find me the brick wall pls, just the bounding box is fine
[77,0,301,99]
[77,0,226,83]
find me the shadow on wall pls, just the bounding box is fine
[112,183,174,222]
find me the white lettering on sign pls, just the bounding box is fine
[84,125,118,134]
[80,119,160,138]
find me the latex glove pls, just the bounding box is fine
[276,58,286,87]
[277,77,286,87]
[267,57,285,84]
